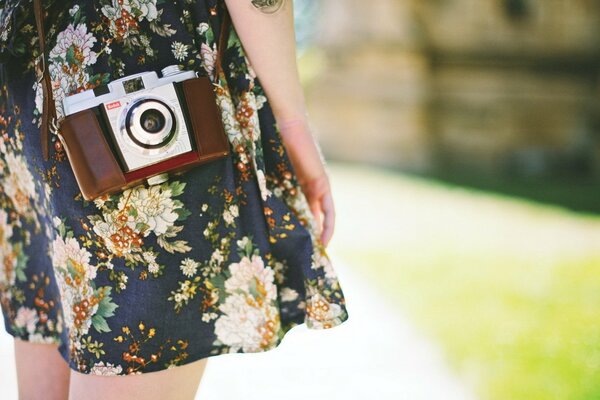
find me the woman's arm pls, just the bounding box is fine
[223,0,335,247]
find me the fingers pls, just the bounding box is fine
[320,192,335,247]
[308,197,323,237]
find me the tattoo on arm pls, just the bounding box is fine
[251,0,286,14]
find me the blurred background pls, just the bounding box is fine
[296,0,600,399]
[2,1,600,399]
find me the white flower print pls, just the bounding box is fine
[280,287,299,302]
[101,0,158,33]
[14,307,39,335]
[0,11,9,42]
[305,291,345,329]
[171,41,189,61]
[47,23,98,119]
[222,204,238,226]
[214,83,244,143]
[52,236,98,283]
[214,254,280,351]
[236,236,251,250]
[134,0,158,21]
[0,209,14,244]
[0,210,16,287]
[224,255,276,300]
[142,251,157,264]
[148,263,159,274]
[90,210,138,257]
[196,22,209,35]
[119,273,129,290]
[210,248,224,265]
[256,95,267,110]
[255,169,272,201]
[28,333,60,344]
[90,183,188,258]
[3,152,38,217]
[311,250,337,280]
[200,42,217,80]
[93,196,107,209]
[244,55,257,79]
[122,185,179,236]
[32,81,43,120]
[214,292,278,352]
[49,23,98,65]
[180,258,199,277]
[89,361,124,376]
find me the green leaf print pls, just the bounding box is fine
[57,218,66,238]
[205,27,214,45]
[65,46,78,66]
[88,72,111,86]
[167,180,186,196]
[174,207,191,221]
[248,278,259,298]
[15,243,28,282]
[135,222,150,232]
[65,258,80,278]
[210,274,227,293]
[95,286,119,318]
[91,314,111,333]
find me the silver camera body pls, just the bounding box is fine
[63,65,198,174]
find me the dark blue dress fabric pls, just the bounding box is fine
[0,0,349,375]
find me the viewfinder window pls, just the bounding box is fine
[123,77,145,94]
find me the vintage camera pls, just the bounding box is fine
[58,65,229,200]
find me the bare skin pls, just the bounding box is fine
[68,358,208,400]
[14,339,70,400]
[15,0,335,398]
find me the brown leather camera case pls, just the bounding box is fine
[57,76,230,201]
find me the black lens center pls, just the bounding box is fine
[140,109,166,134]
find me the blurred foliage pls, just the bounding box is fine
[292,0,321,55]
[294,0,327,88]
[419,170,600,216]
[330,162,600,400]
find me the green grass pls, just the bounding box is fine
[328,162,600,400]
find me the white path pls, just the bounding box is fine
[0,254,477,400]
[197,254,478,400]
[0,317,17,399]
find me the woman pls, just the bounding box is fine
[0,0,349,398]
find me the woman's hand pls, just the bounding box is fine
[223,1,335,246]
[277,117,335,247]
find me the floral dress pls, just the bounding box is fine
[0,0,349,376]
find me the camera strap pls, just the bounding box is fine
[33,0,56,162]
[32,1,231,162]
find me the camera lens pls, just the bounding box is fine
[140,109,166,134]
[123,98,177,150]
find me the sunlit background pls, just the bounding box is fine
[2,1,600,399]
[299,1,600,399]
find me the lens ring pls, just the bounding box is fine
[125,98,176,149]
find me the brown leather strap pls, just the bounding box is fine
[33,1,231,162]
[33,0,55,161]
[214,6,231,80]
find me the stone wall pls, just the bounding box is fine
[304,0,600,177]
